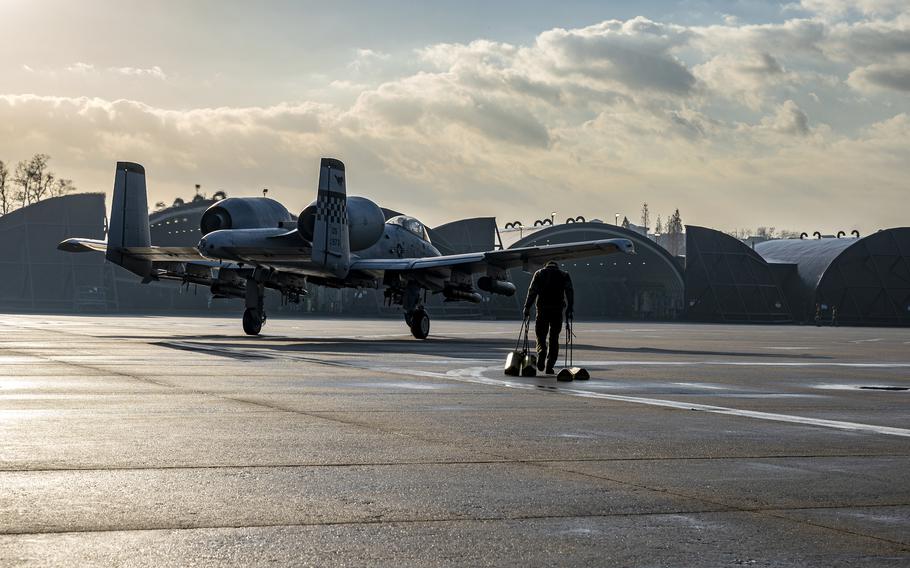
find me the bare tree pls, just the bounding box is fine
[50,178,75,198]
[666,208,684,256]
[13,160,33,208]
[755,226,776,239]
[34,171,56,202]
[640,202,650,231]
[11,154,75,207]
[13,153,51,207]
[654,214,663,234]
[0,160,9,215]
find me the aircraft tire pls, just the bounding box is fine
[242,308,263,335]
[409,309,430,339]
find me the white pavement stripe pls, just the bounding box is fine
[672,382,725,390]
[571,360,910,368]
[424,367,910,439]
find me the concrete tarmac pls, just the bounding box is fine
[0,314,908,566]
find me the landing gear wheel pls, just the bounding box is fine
[242,308,263,336]
[409,309,430,339]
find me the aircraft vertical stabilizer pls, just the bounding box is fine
[106,162,153,279]
[312,158,351,278]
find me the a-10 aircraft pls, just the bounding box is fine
[59,158,635,338]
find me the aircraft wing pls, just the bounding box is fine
[350,238,634,274]
[57,238,108,253]
[58,238,208,262]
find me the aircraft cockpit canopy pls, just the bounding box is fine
[387,215,431,242]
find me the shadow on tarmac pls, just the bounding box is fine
[148,336,599,360]
[139,333,829,361]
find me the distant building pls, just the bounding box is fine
[503,222,685,320]
[1,193,906,326]
[0,193,115,312]
[686,225,910,326]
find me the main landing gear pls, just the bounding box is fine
[242,308,265,335]
[403,282,430,339]
[405,307,430,339]
[243,280,266,336]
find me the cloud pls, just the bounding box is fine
[2,12,909,233]
[110,66,167,80]
[66,62,95,74]
[18,62,169,81]
[848,57,910,92]
[347,48,392,75]
[792,0,908,20]
[694,52,800,109]
[534,18,696,96]
[823,19,910,63]
[761,100,811,135]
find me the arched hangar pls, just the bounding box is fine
[755,228,910,326]
[684,225,792,322]
[507,223,684,320]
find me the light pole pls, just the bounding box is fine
[615,213,620,225]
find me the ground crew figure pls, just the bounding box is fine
[523,260,574,374]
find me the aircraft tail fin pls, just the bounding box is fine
[311,158,350,277]
[106,162,153,278]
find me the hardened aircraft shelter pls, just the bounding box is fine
[506,223,685,320]
[684,225,792,323]
[685,225,910,326]
[755,228,910,326]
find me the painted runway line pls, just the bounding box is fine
[571,360,910,368]
[672,382,725,390]
[429,367,910,439]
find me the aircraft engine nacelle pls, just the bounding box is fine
[200,197,294,235]
[297,196,385,251]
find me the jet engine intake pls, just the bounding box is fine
[200,197,294,235]
[297,196,385,251]
[477,277,516,297]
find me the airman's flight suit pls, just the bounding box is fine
[523,261,574,374]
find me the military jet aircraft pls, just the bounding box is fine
[59,158,634,338]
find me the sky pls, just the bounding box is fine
[1,0,908,234]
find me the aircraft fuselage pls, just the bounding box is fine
[197,218,442,283]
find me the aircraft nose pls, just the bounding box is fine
[198,238,211,255]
